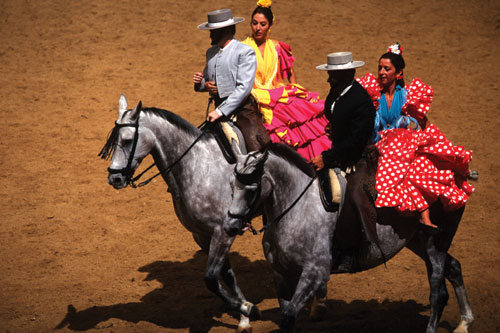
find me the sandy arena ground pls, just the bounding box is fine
[1,0,499,332]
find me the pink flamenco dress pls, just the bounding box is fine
[242,37,331,160]
[357,73,475,213]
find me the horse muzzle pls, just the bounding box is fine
[108,172,129,189]
[223,213,246,237]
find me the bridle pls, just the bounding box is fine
[227,152,265,223]
[106,115,141,180]
[100,110,209,188]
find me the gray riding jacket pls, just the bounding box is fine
[195,39,257,116]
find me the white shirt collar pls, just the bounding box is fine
[219,39,235,52]
[330,81,354,113]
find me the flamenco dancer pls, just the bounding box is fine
[242,0,331,160]
[357,43,475,231]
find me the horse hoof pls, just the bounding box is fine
[309,303,327,322]
[249,304,262,321]
[240,301,262,321]
[468,170,479,180]
[237,325,253,333]
[453,319,472,333]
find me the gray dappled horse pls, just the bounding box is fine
[99,95,260,332]
[223,144,473,333]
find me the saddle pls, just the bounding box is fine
[318,168,348,212]
[208,121,247,164]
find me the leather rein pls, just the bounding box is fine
[103,99,216,188]
[228,152,318,234]
[104,112,209,188]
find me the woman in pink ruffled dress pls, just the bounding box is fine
[241,0,330,160]
[357,43,474,230]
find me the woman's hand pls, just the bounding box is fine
[324,123,331,139]
[287,68,297,84]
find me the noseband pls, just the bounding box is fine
[102,115,140,180]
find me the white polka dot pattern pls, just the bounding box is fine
[357,73,475,212]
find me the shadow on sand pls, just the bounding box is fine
[55,251,274,332]
[56,250,452,332]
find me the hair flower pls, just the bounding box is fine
[387,42,403,56]
[257,0,272,8]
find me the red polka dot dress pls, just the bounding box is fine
[357,73,475,213]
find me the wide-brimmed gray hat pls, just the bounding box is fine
[316,52,365,71]
[197,9,245,30]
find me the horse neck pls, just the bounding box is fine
[141,112,228,189]
[263,154,315,214]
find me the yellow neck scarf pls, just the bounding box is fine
[242,37,283,89]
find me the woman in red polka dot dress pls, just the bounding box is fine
[357,43,475,231]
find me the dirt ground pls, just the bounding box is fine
[1,0,499,332]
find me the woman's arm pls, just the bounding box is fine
[287,67,296,84]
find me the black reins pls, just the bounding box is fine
[100,99,214,188]
[130,120,209,188]
[259,174,317,233]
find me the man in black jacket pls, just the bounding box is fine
[312,52,376,272]
[311,52,375,171]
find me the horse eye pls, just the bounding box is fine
[122,139,133,146]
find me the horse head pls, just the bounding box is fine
[99,94,154,189]
[224,148,269,237]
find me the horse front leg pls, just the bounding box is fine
[309,282,328,321]
[205,226,260,332]
[444,254,474,333]
[271,271,294,332]
[280,266,329,333]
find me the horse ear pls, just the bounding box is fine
[254,149,269,168]
[260,149,269,166]
[118,94,128,119]
[129,100,142,121]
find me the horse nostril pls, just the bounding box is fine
[224,219,240,237]
[109,174,123,187]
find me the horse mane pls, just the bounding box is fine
[142,107,203,137]
[267,143,316,178]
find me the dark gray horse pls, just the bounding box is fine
[223,144,473,333]
[99,95,260,332]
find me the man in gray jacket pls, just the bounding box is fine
[194,8,270,151]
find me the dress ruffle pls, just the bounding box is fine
[276,41,295,81]
[356,73,381,110]
[253,83,331,160]
[375,124,474,212]
[244,37,330,160]
[401,78,433,128]
[357,73,474,212]
[357,73,434,128]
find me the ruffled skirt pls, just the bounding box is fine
[374,124,474,212]
[252,84,331,160]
